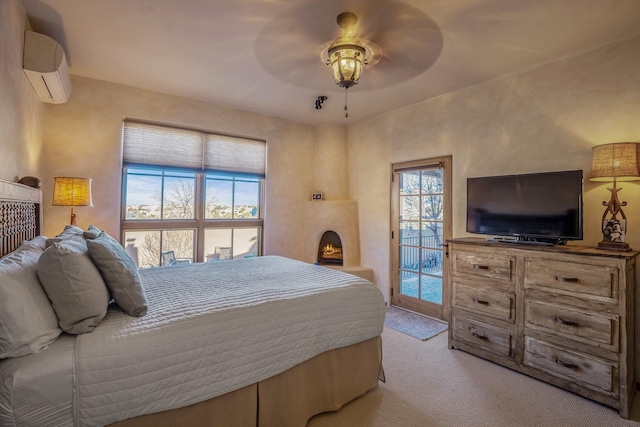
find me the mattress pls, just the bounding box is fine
[0,334,75,427]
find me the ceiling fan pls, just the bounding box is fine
[254,0,443,114]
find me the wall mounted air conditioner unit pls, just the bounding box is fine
[23,30,72,104]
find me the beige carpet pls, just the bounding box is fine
[307,326,640,427]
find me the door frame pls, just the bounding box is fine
[390,155,452,321]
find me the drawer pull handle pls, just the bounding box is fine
[555,358,579,371]
[555,276,579,283]
[472,332,488,340]
[473,298,489,306]
[474,265,490,270]
[554,317,578,327]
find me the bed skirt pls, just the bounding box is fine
[108,336,382,427]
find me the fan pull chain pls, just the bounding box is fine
[344,88,349,118]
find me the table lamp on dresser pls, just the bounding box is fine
[590,142,640,251]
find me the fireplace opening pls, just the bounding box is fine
[317,231,343,266]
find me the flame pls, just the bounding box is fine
[322,244,342,256]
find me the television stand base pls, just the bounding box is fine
[512,239,554,246]
[485,236,566,246]
[486,236,518,242]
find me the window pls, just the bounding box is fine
[121,121,265,268]
[125,169,196,220]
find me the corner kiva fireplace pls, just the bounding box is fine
[317,231,343,266]
[303,200,360,267]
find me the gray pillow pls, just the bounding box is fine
[45,225,85,248]
[0,242,62,358]
[83,224,102,240]
[86,232,148,317]
[37,236,110,334]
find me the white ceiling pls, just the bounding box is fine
[21,0,640,126]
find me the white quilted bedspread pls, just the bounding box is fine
[74,256,385,427]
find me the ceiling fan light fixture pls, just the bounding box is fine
[328,42,365,88]
[320,12,381,117]
[323,12,378,90]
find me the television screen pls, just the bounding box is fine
[466,170,583,244]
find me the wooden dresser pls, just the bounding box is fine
[447,237,638,418]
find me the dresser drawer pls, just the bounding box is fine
[453,251,514,283]
[524,337,617,396]
[524,300,618,350]
[453,283,515,323]
[524,259,618,300]
[452,317,514,358]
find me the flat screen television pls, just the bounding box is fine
[466,170,583,245]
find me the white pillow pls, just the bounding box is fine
[21,235,48,251]
[0,243,62,358]
[37,236,111,334]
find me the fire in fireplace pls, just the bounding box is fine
[317,231,343,266]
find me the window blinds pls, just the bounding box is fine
[123,121,266,177]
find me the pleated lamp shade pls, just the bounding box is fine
[591,142,640,182]
[52,177,93,207]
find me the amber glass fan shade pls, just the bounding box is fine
[328,43,365,88]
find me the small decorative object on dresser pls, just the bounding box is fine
[590,142,640,252]
[448,237,638,418]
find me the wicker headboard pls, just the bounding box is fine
[0,179,41,257]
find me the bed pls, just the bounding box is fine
[0,179,386,427]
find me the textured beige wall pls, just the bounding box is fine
[314,125,349,200]
[42,76,316,260]
[0,0,45,182]
[349,35,640,302]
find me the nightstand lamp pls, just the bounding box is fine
[52,177,93,226]
[590,142,640,251]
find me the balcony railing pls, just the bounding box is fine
[400,235,442,275]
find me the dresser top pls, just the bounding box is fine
[447,237,640,259]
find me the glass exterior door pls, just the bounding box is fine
[392,158,451,320]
